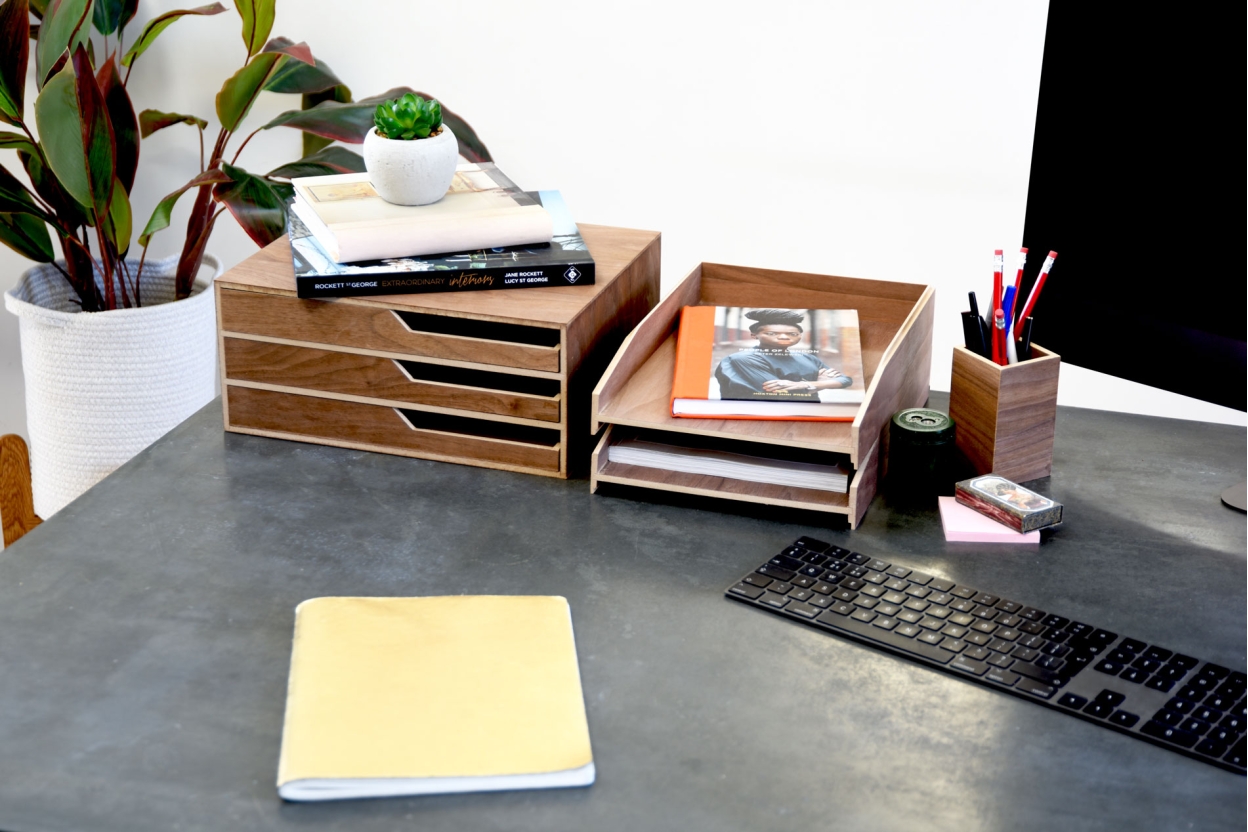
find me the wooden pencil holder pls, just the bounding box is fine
[947,344,1060,483]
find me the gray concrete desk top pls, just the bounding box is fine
[0,394,1243,832]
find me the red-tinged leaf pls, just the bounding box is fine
[435,103,492,164]
[0,211,55,262]
[29,0,48,17]
[0,130,40,156]
[138,109,208,138]
[34,0,90,89]
[266,146,365,179]
[102,175,130,255]
[121,4,227,69]
[236,0,274,58]
[264,40,348,96]
[0,0,30,125]
[298,86,351,156]
[97,57,138,193]
[19,148,88,227]
[261,37,313,66]
[213,162,285,247]
[0,163,49,216]
[216,52,283,133]
[71,46,115,218]
[138,168,229,246]
[60,232,103,311]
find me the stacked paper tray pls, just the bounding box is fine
[590,262,934,528]
[216,225,660,478]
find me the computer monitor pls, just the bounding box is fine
[1019,1,1245,413]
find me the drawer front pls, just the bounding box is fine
[218,289,561,373]
[226,386,562,473]
[223,339,561,423]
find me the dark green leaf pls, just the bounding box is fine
[121,3,226,69]
[0,0,30,125]
[20,148,88,226]
[138,109,207,138]
[0,131,39,156]
[0,211,55,261]
[71,46,114,218]
[34,0,91,89]
[33,60,92,208]
[138,168,228,246]
[236,0,274,58]
[212,162,285,247]
[262,37,345,95]
[266,145,365,179]
[29,0,48,16]
[0,163,48,215]
[300,86,351,156]
[97,57,137,193]
[92,0,132,35]
[437,104,492,163]
[262,86,416,143]
[60,231,102,310]
[216,40,312,133]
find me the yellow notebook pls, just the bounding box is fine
[276,596,595,801]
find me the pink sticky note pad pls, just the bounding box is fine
[938,496,1040,543]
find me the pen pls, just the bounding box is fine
[991,250,1003,364]
[1011,247,1028,325]
[1019,316,1034,360]
[962,311,988,358]
[1002,285,1018,364]
[1016,250,1057,329]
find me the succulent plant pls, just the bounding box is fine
[374,93,444,140]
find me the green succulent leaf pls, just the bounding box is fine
[0,0,31,125]
[138,109,208,138]
[92,0,138,36]
[138,167,229,246]
[0,211,55,262]
[34,0,91,89]
[96,57,138,193]
[236,0,275,58]
[373,92,443,140]
[121,3,226,69]
[215,39,313,132]
[212,162,286,248]
[266,145,365,179]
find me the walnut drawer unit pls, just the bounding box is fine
[589,262,934,528]
[217,224,660,477]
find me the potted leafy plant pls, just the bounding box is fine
[363,93,458,205]
[0,0,489,517]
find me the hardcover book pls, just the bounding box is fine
[288,189,595,299]
[277,596,595,801]
[671,306,867,420]
[290,162,553,263]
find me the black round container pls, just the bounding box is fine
[887,408,956,504]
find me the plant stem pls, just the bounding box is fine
[230,127,262,165]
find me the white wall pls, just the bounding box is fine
[1,0,1243,442]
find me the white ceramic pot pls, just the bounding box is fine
[363,125,458,206]
[3,254,222,518]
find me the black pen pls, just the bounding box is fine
[1019,316,1034,361]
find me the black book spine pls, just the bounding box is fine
[295,261,595,299]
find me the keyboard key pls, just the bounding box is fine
[1131,657,1164,672]
[1016,678,1055,698]
[743,573,773,588]
[907,571,933,586]
[1195,738,1229,758]
[1199,663,1230,680]
[1165,698,1195,715]
[770,582,794,595]
[987,638,1015,654]
[799,566,824,578]
[828,601,856,616]
[792,576,816,588]
[1141,721,1198,748]
[918,617,945,631]
[788,588,813,602]
[905,585,932,599]
[1144,677,1176,693]
[769,554,806,571]
[1094,691,1126,707]
[839,578,866,590]
[966,632,992,646]
[845,553,870,566]
[1018,606,1046,621]
[860,585,886,598]
[872,617,899,631]
[1206,726,1235,744]
[987,653,1014,669]
[757,565,796,582]
[927,593,954,607]
[843,566,868,578]
[809,595,834,609]
[964,645,991,661]
[996,614,1022,628]
[794,536,830,551]
[801,552,828,566]
[1119,638,1147,654]
[1019,621,1047,635]
[1059,693,1089,709]
[1204,693,1235,711]
[918,631,945,646]
[926,606,952,620]
[827,545,852,558]
[949,613,975,627]
[1223,739,1246,767]
[853,597,880,610]
[985,669,1020,686]
[897,610,924,624]
[972,605,999,620]
[1042,615,1070,629]
[1177,684,1206,702]
[850,609,878,624]
[884,578,909,592]
[1090,629,1117,645]
[950,586,978,600]
[895,623,921,638]
[995,628,1021,641]
[729,583,765,599]
[1169,654,1198,670]
[1154,710,1184,727]
[866,558,891,571]
[1067,622,1092,637]
[1192,706,1223,723]
[940,639,968,654]
[1220,714,1246,732]
[1017,634,1045,649]
[1181,718,1211,735]
[950,599,977,613]
[832,589,858,602]
[787,602,820,619]
[886,566,912,578]
[1109,711,1140,728]
[1045,629,1070,644]
[1119,667,1148,684]
[950,655,988,675]
[882,591,907,604]
[761,592,790,609]
[903,599,930,612]
[971,621,999,634]
[876,603,902,616]
[1011,647,1039,662]
[1083,701,1113,718]
[1096,660,1124,674]
[943,625,969,639]
[862,570,888,585]
[1013,662,1062,686]
[996,600,1023,614]
[973,593,1001,606]
[1155,665,1187,682]
[812,582,837,595]
[1043,643,1071,658]
[929,578,955,592]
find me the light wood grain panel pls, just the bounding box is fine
[1,434,41,547]
[847,437,879,530]
[226,387,561,473]
[215,225,661,327]
[699,263,926,325]
[219,289,560,372]
[223,338,559,422]
[591,263,701,433]
[948,345,1059,482]
[595,460,850,513]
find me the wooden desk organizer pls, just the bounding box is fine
[216,225,660,478]
[589,263,934,528]
[947,344,1060,482]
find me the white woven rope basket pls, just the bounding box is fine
[4,254,222,518]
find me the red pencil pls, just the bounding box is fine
[1011,247,1028,326]
[991,250,1004,364]
[1016,250,1057,328]
[993,309,1007,366]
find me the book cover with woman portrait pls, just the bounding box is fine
[671,306,867,420]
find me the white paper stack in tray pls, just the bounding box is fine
[608,439,850,493]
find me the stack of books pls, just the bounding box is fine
[288,163,595,299]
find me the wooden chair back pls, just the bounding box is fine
[1,434,41,547]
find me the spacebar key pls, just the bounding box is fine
[816,610,952,664]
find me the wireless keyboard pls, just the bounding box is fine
[726,537,1246,775]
